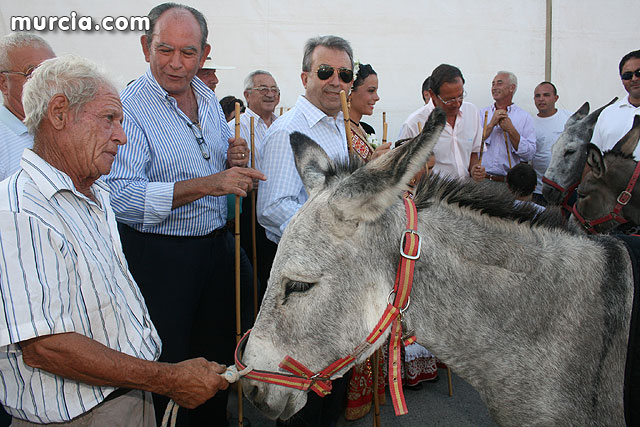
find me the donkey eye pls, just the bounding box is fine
[284,280,315,298]
[564,149,576,157]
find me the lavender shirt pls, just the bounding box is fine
[478,103,536,176]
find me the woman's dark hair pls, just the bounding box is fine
[220,96,245,122]
[352,64,376,90]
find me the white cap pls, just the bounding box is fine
[202,56,235,70]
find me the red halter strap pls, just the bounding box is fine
[234,196,420,416]
[572,160,640,234]
[542,176,580,214]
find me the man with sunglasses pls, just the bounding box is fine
[104,4,265,425]
[592,49,640,158]
[479,71,536,184]
[257,35,354,427]
[0,33,55,181]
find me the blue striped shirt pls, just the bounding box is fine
[257,95,348,243]
[0,105,33,181]
[228,107,279,164]
[0,149,161,423]
[105,68,232,236]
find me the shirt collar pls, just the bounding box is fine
[621,96,640,109]
[492,103,514,113]
[297,95,343,128]
[0,104,28,136]
[19,149,106,206]
[245,107,277,125]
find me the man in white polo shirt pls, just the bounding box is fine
[592,49,640,157]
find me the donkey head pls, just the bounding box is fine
[543,98,617,205]
[240,108,446,420]
[575,115,640,233]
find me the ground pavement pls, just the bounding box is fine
[228,368,497,426]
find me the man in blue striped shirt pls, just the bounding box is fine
[105,3,265,425]
[0,55,230,425]
[257,35,355,427]
[0,33,55,181]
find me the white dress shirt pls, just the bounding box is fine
[228,107,278,164]
[532,109,572,194]
[0,105,33,181]
[591,96,640,158]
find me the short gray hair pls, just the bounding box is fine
[22,55,116,135]
[497,70,518,94]
[302,35,353,72]
[145,3,208,52]
[243,70,274,91]
[0,33,53,71]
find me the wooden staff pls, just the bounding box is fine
[250,117,258,320]
[382,111,386,126]
[279,106,283,116]
[382,122,388,145]
[504,130,512,169]
[479,111,488,164]
[372,349,381,427]
[417,122,422,133]
[339,90,353,150]
[233,102,244,427]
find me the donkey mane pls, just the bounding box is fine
[603,150,636,162]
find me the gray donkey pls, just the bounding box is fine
[575,115,640,233]
[241,108,633,426]
[543,98,617,208]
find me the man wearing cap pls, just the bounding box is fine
[592,49,640,158]
[105,3,264,425]
[197,55,235,92]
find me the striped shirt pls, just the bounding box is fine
[257,95,349,243]
[0,149,161,423]
[0,105,33,181]
[105,68,232,236]
[228,107,279,164]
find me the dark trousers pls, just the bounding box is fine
[118,224,237,427]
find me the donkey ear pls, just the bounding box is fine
[565,102,590,128]
[612,115,640,156]
[586,143,606,178]
[290,132,335,198]
[583,97,618,128]
[328,108,447,222]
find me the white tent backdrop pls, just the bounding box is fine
[0,0,638,139]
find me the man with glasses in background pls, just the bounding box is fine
[592,49,640,158]
[480,70,536,184]
[105,3,264,425]
[0,33,55,181]
[257,35,354,426]
[399,64,485,181]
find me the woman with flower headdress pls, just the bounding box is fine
[346,63,391,163]
[344,62,392,422]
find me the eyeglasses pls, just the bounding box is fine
[188,122,210,160]
[0,66,36,78]
[437,91,466,105]
[315,64,353,83]
[621,69,640,80]
[249,86,280,95]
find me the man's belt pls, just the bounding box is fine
[485,174,506,182]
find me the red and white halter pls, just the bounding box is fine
[542,176,580,215]
[572,161,640,234]
[234,196,421,416]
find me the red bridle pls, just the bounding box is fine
[572,160,640,234]
[234,196,421,416]
[542,176,580,215]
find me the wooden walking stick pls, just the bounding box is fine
[233,102,244,427]
[279,106,283,116]
[340,90,353,150]
[479,111,488,164]
[250,117,258,320]
[504,130,512,169]
[382,111,388,145]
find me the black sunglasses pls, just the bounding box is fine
[621,69,640,80]
[316,64,353,83]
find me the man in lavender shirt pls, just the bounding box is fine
[479,71,536,183]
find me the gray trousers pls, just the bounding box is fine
[11,389,156,427]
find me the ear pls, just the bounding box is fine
[564,102,590,128]
[586,143,606,178]
[290,132,335,198]
[0,73,8,98]
[46,94,70,130]
[141,35,151,63]
[612,115,640,156]
[583,97,618,128]
[329,107,447,222]
[300,71,309,89]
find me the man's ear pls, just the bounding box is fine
[199,44,211,68]
[47,94,70,130]
[300,71,308,89]
[0,73,8,98]
[141,35,151,63]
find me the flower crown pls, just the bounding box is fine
[353,60,361,81]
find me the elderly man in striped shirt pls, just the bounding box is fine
[105,3,265,425]
[0,55,230,426]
